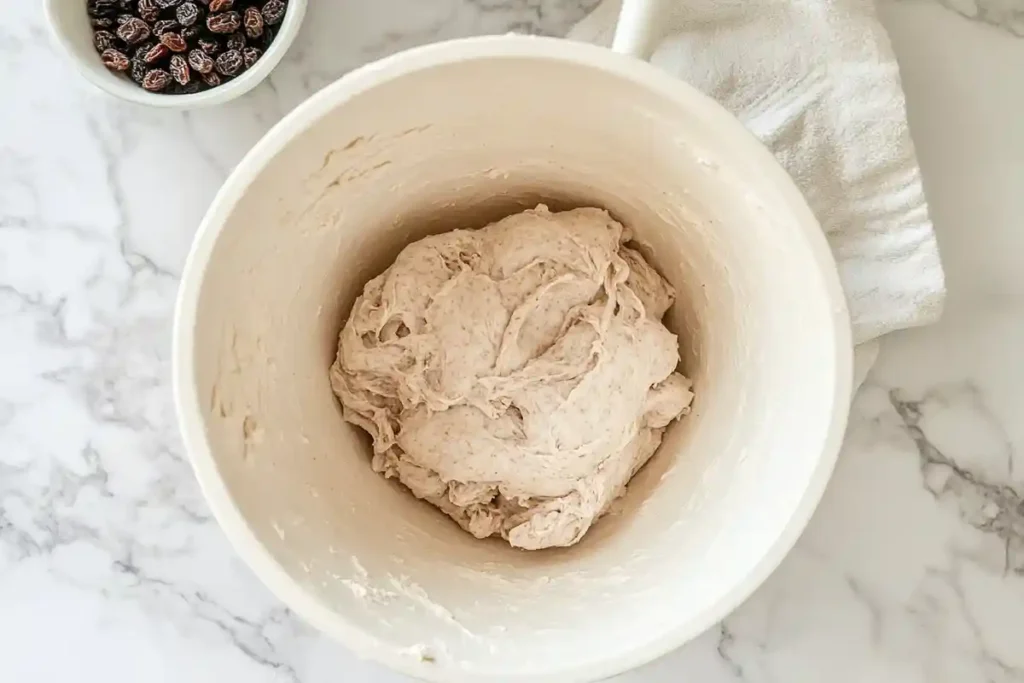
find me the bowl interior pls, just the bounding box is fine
[179,40,849,681]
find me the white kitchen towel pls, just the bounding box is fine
[571,0,945,389]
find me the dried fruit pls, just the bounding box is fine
[214,49,243,76]
[152,19,179,35]
[206,11,241,33]
[200,70,221,87]
[133,40,154,58]
[226,32,246,51]
[261,0,285,25]
[187,48,215,73]
[87,0,119,18]
[137,0,160,22]
[242,6,263,39]
[260,25,276,49]
[242,46,261,69]
[92,0,289,93]
[169,54,191,85]
[142,42,170,63]
[116,17,151,45]
[176,2,201,27]
[101,48,131,71]
[198,37,222,55]
[142,69,172,91]
[93,29,117,52]
[160,32,189,52]
[130,58,148,84]
[179,81,202,94]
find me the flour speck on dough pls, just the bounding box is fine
[330,205,693,550]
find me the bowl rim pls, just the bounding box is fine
[43,0,306,109]
[173,34,853,683]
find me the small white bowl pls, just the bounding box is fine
[44,0,306,108]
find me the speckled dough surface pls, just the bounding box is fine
[330,205,693,549]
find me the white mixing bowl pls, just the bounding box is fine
[173,35,852,683]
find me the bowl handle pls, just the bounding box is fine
[611,0,660,58]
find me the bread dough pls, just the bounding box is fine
[330,205,693,550]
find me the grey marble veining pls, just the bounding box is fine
[925,0,1024,36]
[890,385,1024,576]
[2,0,1024,682]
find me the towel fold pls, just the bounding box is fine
[570,0,945,388]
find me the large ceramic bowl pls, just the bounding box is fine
[173,35,852,683]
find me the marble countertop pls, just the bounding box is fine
[2,0,1023,681]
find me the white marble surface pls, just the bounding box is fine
[933,0,1024,35]
[2,0,1024,681]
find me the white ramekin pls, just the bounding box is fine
[44,0,306,108]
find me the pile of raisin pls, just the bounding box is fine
[88,0,288,94]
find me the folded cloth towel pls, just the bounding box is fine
[570,0,946,390]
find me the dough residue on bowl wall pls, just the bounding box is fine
[330,204,693,550]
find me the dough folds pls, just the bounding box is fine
[330,205,693,549]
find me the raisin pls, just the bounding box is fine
[182,25,201,40]
[226,32,245,51]
[242,46,261,69]
[198,37,222,55]
[101,48,131,71]
[209,0,234,11]
[142,69,172,91]
[143,42,170,63]
[87,0,119,18]
[116,17,151,45]
[160,32,189,52]
[169,54,191,85]
[187,48,215,73]
[152,19,179,35]
[176,2,201,26]
[207,11,241,33]
[242,7,263,39]
[137,0,160,22]
[130,58,148,84]
[171,80,202,95]
[93,30,117,52]
[90,16,115,28]
[261,0,285,25]
[154,0,184,8]
[215,49,243,76]
[200,69,221,87]
[260,25,276,49]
